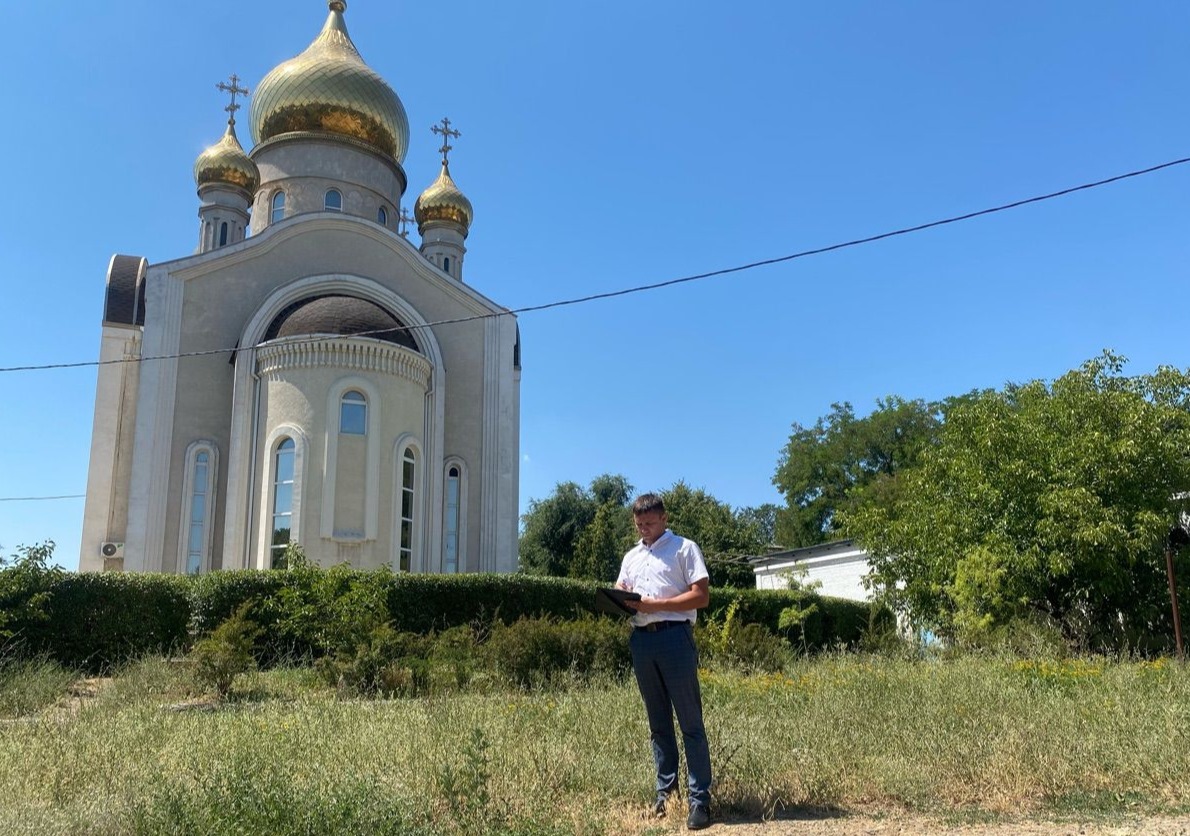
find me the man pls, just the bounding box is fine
[616,493,712,830]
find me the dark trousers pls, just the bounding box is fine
[628,622,712,807]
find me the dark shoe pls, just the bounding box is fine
[653,793,668,818]
[687,803,710,830]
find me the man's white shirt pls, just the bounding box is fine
[617,529,709,627]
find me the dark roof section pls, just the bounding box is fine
[103,255,148,326]
[263,294,420,352]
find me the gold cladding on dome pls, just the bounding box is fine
[414,163,474,231]
[194,121,260,192]
[249,1,410,161]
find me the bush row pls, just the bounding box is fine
[0,563,879,672]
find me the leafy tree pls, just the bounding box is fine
[518,481,601,576]
[773,397,945,548]
[520,476,764,587]
[737,503,781,549]
[662,482,765,588]
[844,353,1190,652]
[0,541,61,643]
[572,501,633,582]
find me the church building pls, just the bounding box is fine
[80,1,521,575]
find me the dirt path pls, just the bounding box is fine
[696,811,1190,835]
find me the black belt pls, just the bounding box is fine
[636,620,691,632]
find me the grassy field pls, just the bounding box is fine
[0,654,1188,834]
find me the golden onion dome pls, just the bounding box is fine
[414,162,474,232]
[194,120,260,193]
[249,1,409,162]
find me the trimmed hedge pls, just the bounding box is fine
[5,573,191,673]
[0,566,880,670]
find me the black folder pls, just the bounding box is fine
[595,587,641,617]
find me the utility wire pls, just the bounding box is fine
[0,494,85,502]
[1,155,1187,376]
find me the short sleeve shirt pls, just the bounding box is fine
[616,529,710,627]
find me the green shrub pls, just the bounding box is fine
[698,600,791,673]
[316,623,432,697]
[430,624,481,690]
[191,603,260,697]
[484,616,630,688]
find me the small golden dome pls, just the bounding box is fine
[249,1,409,161]
[414,162,474,232]
[194,120,260,193]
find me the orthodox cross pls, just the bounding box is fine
[431,117,461,165]
[216,74,250,123]
[397,207,414,238]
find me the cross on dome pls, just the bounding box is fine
[216,74,250,125]
[397,207,414,238]
[431,117,461,165]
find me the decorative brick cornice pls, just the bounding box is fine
[256,336,432,389]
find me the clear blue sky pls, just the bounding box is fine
[2,1,1188,570]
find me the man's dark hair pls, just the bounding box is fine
[631,493,666,516]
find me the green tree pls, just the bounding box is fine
[519,475,633,577]
[844,353,1190,651]
[737,503,781,549]
[572,501,633,582]
[773,397,945,548]
[662,482,765,588]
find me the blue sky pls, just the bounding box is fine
[2,1,1189,570]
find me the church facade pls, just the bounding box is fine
[80,1,521,575]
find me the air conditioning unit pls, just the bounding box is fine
[100,542,125,559]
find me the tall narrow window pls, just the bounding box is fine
[270,191,286,224]
[185,449,212,574]
[444,465,460,573]
[339,390,366,435]
[443,256,451,273]
[399,448,416,572]
[324,189,342,212]
[377,206,388,226]
[271,438,295,568]
[218,222,229,247]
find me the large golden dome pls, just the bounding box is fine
[194,120,260,193]
[249,1,409,162]
[414,162,474,232]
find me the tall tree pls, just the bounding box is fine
[518,481,599,576]
[844,353,1190,651]
[662,482,765,588]
[772,397,944,548]
[572,501,633,582]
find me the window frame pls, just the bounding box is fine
[339,390,367,435]
[270,190,286,224]
[270,437,297,568]
[442,458,467,573]
[179,441,218,574]
[324,188,343,213]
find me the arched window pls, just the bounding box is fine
[218,222,229,247]
[443,256,451,273]
[181,442,217,574]
[444,464,461,573]
[398,447,416,572]
[339,390,366,435]
[377,206,388,226]
[324,189,342,212]
[270,191,286,224]
[271,438,296,568]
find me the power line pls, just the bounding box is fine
[1,154,1187,377]
[0,494,85,502]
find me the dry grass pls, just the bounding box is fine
[0,654,1187,834]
